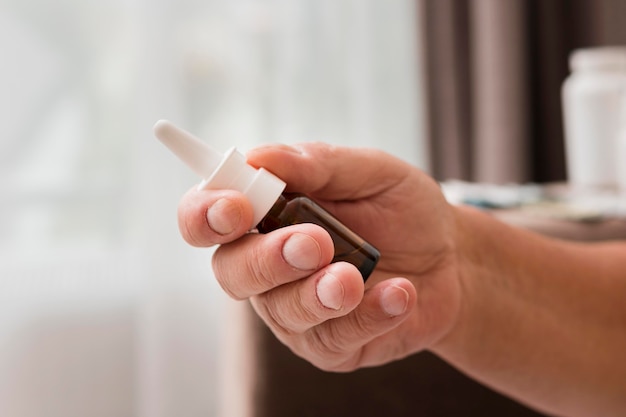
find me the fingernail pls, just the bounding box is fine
[207,199,241,235]
[381,285,409,317]
[282,233,321,271]
[316,272,344,310]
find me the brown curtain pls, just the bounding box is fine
[422,0,626,184]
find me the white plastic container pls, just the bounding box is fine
[562,47,626,189]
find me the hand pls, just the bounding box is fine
[177,143,462,371]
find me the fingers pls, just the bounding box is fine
[305,278,416,370]
[250,262,366,335]
[175,142,420,373]
[246,143,412,201]
[212,223,335,300]
[252,273,417,372]
[296,278,417,372]
[177,187,254,247]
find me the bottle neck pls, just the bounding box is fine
[256,194,289,232]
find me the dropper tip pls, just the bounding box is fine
[153,119,223,179]
[153,119,174,140]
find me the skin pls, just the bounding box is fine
[177,143,626,417]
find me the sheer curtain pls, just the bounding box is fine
[0,1,425,416]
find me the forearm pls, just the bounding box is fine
[434,205,626,417]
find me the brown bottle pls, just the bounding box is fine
[257,194,379,280]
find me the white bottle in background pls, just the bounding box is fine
[562,46,626,189]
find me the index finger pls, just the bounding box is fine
[246,143,413,201]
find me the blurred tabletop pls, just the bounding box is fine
[443,181,626,241]
[492,208,626,241]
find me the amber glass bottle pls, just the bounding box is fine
[257,194,380,281]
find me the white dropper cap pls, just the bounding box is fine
[154,120,286,227]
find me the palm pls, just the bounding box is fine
[316,169,462,367]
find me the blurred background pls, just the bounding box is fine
[2,0,626,416]
[0,1,424,416]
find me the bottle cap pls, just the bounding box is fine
[154,120,286,227]
[569,46,626,72]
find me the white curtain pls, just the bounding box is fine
[0,1,425,416]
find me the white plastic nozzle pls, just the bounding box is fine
[154,120,286,227]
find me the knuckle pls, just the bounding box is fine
[213,274,245,301]
[303,334,352,372]
[345,309,377,339]
[304,311,379,367]
[211,248,245,300]
[306,325,347,359]
[293,301,326,329]
[178,212,202,247]
[256,288,322,337]
[260,298,299,337]
[245,246,276,294]
[212,242,278,299]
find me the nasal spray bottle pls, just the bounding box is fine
[154,121,380,280]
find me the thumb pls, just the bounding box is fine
[246,143,412,201]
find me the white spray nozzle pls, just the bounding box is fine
[154,120,223,178]
[153,120,286,227]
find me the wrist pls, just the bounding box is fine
[431,204,522,357]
